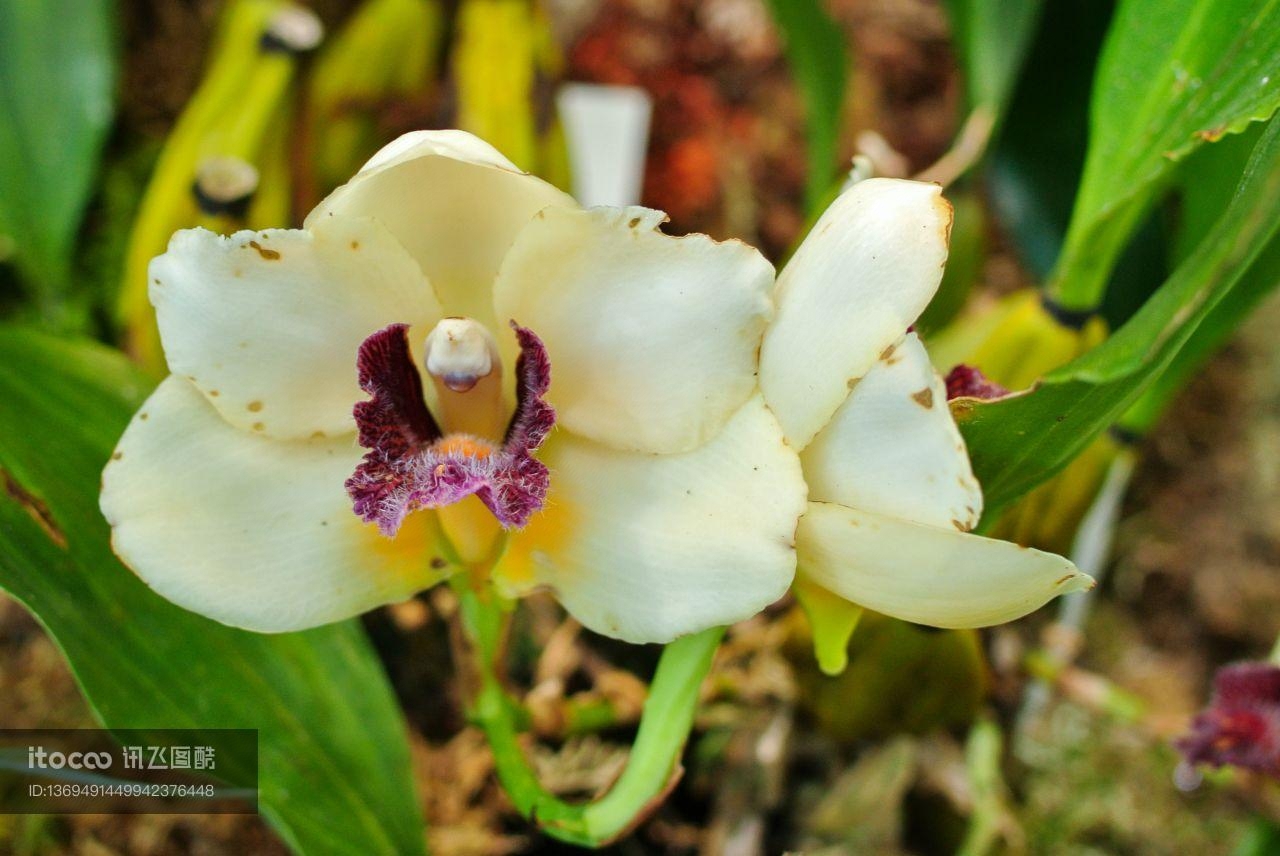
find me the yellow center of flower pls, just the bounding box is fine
[430,435,495,459]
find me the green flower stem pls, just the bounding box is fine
[1023,649,1146,722]
[956,718,1007,856]
[557,696,628,737]
[457,587,724,847]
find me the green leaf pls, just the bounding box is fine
[1121,121,1280,434]
[763,0,849,213]
[0,0,117,314]
[944,0,1044,116]
[1048,0,1280,309]
[959,117,1280,512]
[0,329,425,856]
[1233,819,1280,856]
[987,0,1112,278]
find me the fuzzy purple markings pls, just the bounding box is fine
[345,322,555,537]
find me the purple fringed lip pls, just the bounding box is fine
[1175,661,1280,778]
[345,321,556,537]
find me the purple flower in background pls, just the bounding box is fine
[1176,661,1280,778]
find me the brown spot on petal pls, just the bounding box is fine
[911,388,935,409]
[252,422,265,432]
[247,400,264,412]
[139,412,149,421]
[952,519,967,531]
[430,557,448,570]
[628,216,641,228]
[879,343,897,361]
[247,240,280,261]
[1055,574,1076,586]
[350,240,360,250]
[209,389,220,397]
[111,451,123,461]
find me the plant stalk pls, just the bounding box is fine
[456,586,724,847]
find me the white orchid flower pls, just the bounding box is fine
[759,178,1093,629]
[100,130,1089,647]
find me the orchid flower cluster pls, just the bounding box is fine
[100,129,1090,642]
[98,130,1092,833]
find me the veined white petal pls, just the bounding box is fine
[760,178,952,449]
[495,396,807,643]
[307,130,577,336]
[493,205,774,453]
[101,377,454,633]
[150,217,440,439]
[802,333,982,531]
[797,502,1092,629]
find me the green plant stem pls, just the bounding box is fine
[957,718,1010,856]
[1023,649,1146,722]
[457,587,725,847]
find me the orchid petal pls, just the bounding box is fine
[760,178,952,449]
[493,205,774,453]
[307,130,577,339]
[796,501,1092,628]
[101,377,453,632]
[802,332,982,531]
[149,216,441,439]
[495,396,807,643]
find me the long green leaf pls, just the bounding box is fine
[763,0,848,213]
[1047,0,1280,308]
[945,0,1044,117]
[1122,121,1280,434]
[0,330,425,856]
[987,0,1112,278]
[959,117,1280,512]
[0,0,117,315]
